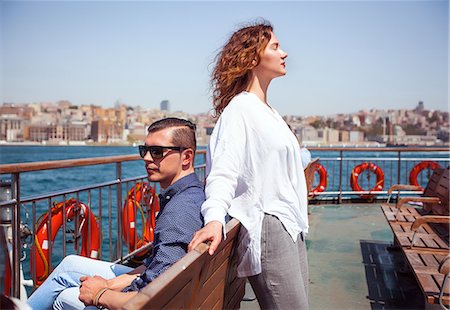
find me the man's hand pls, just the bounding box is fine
[188,221,223,255]
[79,275,108,305]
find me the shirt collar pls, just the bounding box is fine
[159,172,202,206]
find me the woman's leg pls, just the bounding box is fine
[27,255,132,310]
[248,214,309,310]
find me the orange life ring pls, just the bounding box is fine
[312,163,327,195]
[350,162,384,198]
[31,198,100,286]
[122,182,159,259]
[409,160,441,188]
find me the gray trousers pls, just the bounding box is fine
[248,214,309,310]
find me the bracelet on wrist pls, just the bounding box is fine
[93,287,109,308]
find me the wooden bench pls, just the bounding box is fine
[304,158,320,199]
[381,167,449,250]
[121,218,245,310]
[381,166,449,222]
[380,167,450,307]
[402,250,450,306]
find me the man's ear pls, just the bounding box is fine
[181,148,195,168]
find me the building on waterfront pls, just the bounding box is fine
[1,100,448,146]
[160,100,170,112]
[0,115,24,142]
[91,120,123,143]
[27,123,87,142]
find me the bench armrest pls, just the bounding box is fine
[410,215,450,231]
[386,185,423,203]
[409,215,450,248]
[438,255,450,309]
[439,255,450,275]
[396,197,441,209]
[388,184,423,195]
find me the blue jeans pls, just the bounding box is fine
[27,255,133,310]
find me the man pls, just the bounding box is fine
[301,147,312,168]
[27,118,204,310]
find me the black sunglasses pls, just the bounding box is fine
[138,145,186,159]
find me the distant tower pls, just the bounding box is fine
[160,100,170,112]
[415,101,424,112]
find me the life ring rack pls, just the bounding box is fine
[350,162,384,199]
[122,182,159,261]
[312,162,327,195]
[409,160,441,188]
[32,198,100,286]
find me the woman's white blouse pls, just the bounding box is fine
[201,91,309,277]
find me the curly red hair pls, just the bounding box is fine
[211,21,273,117]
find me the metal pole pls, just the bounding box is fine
[98,188,102,260]
[108,186,112,261]
[116,162,123,261]
[338,151,343,204]
[11,173,21,298]
[397,151,401,202]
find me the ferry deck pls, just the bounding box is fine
[241,203,426,309]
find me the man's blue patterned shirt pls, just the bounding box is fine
[123,172,204,291]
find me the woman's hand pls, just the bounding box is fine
[188,221,223,255]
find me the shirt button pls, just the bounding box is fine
[166,196,170,200]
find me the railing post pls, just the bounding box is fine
[116,162,123,261]
[338,150,343,204]
[11,173,21,298]
[397,151,401,202]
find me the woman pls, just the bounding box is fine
[189,20,309,309]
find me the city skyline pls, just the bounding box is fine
[2,1,448,116]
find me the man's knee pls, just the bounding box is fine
[55,254,89,273]
[53,287,84,310]
[58,254,80,268]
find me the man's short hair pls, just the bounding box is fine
[147,118,197,152]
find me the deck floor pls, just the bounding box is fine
[241,204,425,310]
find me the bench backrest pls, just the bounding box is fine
[423,166,449,215]
[304,158,320,197]
[121,219,244,310]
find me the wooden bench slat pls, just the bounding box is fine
[416,274,440,298]
[387,220,449,250]
[198,279,225,310]
[196,258,229,303]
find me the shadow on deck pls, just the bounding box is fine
[307,204,425,310]
[361,240,424,309]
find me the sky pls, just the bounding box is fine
[1,0,448,116]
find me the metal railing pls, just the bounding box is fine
[0,151,206,298]
[305,147,449,203]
